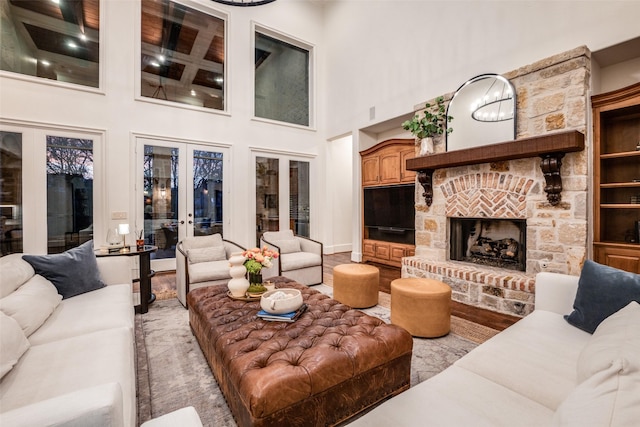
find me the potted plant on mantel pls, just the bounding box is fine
[402,96,453,155]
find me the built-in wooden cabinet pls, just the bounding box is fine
[361,139,416,186]
[361,139,416,267]
[592,82,640,274]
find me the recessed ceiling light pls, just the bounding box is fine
[157,55,165,63]
[67,41,78,49]
[190,90,196,96]
[150,61,160,67]
[79,34,87,41]
[215,76,224,84]
[41,60,51,66]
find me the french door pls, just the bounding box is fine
[254,153,312,246]
[136,137,229,272]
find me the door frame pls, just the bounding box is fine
[250,147,316,245]
[133,133,231,271]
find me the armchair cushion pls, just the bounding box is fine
[0,254,35,298]
[181,233,224,251]
[273,239,301,254]
[187,246,226,264]
[188,261,231,284]
[280,252,322,272]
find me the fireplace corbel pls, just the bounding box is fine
[406,130,584,206]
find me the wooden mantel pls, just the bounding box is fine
[406,130,585,206]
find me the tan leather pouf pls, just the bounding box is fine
[333,264,380,308]
[391,278,451,338]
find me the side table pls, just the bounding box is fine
[95,245,158,314]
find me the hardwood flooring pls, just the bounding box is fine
[150,252,519,331]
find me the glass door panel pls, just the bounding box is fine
[289,160,310,237]
[143,145,180,263]
[256,156,279,245]
[0,132,23,256]
[192,150,224,237]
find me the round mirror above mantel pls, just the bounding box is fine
[446,74,517,152]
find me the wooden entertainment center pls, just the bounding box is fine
[361,139,416,267]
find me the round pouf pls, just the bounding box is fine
[391,278,451,338]
[333,264,380,308]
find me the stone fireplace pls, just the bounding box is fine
[401,46,591,317]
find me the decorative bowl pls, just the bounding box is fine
[260,288,303,314]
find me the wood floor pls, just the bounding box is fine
[151,252,519,331]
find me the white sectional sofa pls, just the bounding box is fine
[0,247,136,427]
[349,262,640,426]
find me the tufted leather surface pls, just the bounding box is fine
[188,277,413,427]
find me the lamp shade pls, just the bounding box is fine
[118,224,130,235]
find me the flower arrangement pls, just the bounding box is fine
[242,246,279,274]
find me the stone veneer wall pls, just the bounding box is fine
[402,46,591,317]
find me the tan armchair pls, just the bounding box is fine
[260,230,323,286]
[176,233,245,307]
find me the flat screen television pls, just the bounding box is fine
[363,184,415,230]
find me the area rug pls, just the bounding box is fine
[136,286,483,426]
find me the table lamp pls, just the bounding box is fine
[118,223,130,252]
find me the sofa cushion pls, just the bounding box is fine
[28,284,134,346]
[188,260,231,283]
[565,260,640,334]
[0,311,30,379]
[22,240,105,299]
[187,246,226,264]
[280,252,322,272]
[348,365,555,427]
[0,254,35,298]
[454,310,591,410]
[551,358,640,426]
[0,274,62,337]
[0,327,136,427]
[576,301,640,383]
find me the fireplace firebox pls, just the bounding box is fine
[450,218,526,271]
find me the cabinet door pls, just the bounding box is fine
[595,245,640,274]
[374,242,390,260]
[390,245,406,263]
[362,155,380,186]
[379,152,401,184]
[400,148,416,183]
[362,240,376,257]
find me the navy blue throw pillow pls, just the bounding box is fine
[565,260,640,333]
[22,240,105,299]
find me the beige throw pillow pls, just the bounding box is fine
[187,246,226,264]
[0,274,62,337]
[0,311,30,379]
[274,239,301,254]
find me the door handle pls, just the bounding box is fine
[188,220,193,224]
[180,220,185,225]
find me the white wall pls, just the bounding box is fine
[323,0,640,139]
[0,0,327,251]
[325,134,353,254]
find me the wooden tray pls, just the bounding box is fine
[226,291,264,301]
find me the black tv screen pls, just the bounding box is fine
[364,184,415,230]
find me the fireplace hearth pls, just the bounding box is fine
[450,218,526,272]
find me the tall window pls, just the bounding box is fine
[255,29,311,126]
[140,0,226,111]
[46,136,94,254]
[0,132,23,255]
[0,0,100,88]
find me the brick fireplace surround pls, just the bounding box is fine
[402,46,590,317]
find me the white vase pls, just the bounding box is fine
[227,252,250,297]
[420,137,434,155]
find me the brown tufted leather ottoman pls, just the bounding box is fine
[188,277,412,427]
[390,278,451,338]
[332,263,379,308]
